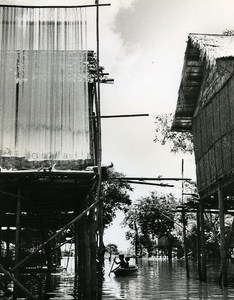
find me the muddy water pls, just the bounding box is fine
[1,257,234,299]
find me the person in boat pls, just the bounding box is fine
[114,254,129,268]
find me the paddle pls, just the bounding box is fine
[108,258,116,276]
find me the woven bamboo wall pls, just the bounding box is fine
[193,71,234,192]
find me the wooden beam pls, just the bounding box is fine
[110,177,191,181]
[119,180,174,187]
[99,114,149,119]
[0,4,111,8]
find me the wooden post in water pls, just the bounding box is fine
[218,186,228,286]
[90,196,98,299]
[74,221,79,274]
[199,199,207,281]
[181,159,189,278]
[78,219,84,299]
[14,188,21,297]
[83,199,91,300]
[196,204,202,280]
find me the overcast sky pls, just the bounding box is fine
[2,0,234,250]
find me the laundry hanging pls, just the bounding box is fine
[0,6,90,162]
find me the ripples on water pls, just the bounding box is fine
[1,258,234,299]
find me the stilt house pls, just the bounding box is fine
[172,33,234,285]
[0,5,105,299]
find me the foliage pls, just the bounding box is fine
[123,192,178,256]
[223,29,234,35]
[101,169,132,228]
[105,243,119,255]
[154,113,194,154]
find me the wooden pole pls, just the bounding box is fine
[83,201,91,300]
[182,207,189,278]
[181,159,189,278]
[90,197,97,299]
[199,199,207,281]
[218,186,228,286]
[196,204,202,280]
[0,3,111,8]
[74,222,79,274]
[78,220,84,299]
[14,188,21,298]
[98,113,149,118]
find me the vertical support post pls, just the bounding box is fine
[0,226,2,261]
[134,219,139,261]
[83,201,91,300]
[74,222,79,274]
[78,220,84,299]
[218,186,228,286]
[181,159,189,278]
[14,188,21,297]
[196,204,202,280]
[90,198,97,299]
[199,199,207,281]
[6,226,10,268]
[182,207,189,278]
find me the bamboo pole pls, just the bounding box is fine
[199,199,207,281]
[14,188,21,298]
[90,196,98,299]
[95,1,104,298]
[11,179,99,272]
[110,177,191,181]
[218,186,228,286]
[0,4,111,8]
[181,159,189,278]
[117,180,174,187]
[196,204,202,280]
[96,113,149,118]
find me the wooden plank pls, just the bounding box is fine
[200,109,208,156]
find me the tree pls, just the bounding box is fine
[124,192,178,259]
[101,169,132,228]
[154,113,194,153]
[105,243,118,261]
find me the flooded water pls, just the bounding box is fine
[1,257,234,299]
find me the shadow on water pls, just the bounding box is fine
[1,258,234,299]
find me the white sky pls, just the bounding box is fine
[1,0,234,251]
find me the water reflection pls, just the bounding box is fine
[1,258,234,299]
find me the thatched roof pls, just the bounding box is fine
[172,33,234,131]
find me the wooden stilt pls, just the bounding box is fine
[14,188,22,298]
[218,187,228,286]
[199,199,207,281]
[78,220,84,299]
[0,226,2,261]
[83,198,91,300]
[90,198,97,299]
[196,204,202,280]
[74,222,79,274]
[182,207,189,278]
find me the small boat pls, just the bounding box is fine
[113,265,138,276]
